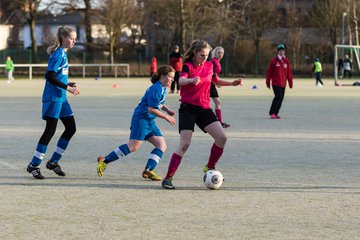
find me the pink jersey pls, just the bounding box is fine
[211,57,222,74]
[180,61,219,109]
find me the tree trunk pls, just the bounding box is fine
[84,0,93,61]
[180,0,186,51]
[29,18,38,63]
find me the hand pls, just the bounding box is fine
[165,115,176,125]
[68,82,77,87]
[232,79,243,86]
[266,83,271,89]
[67,86,80,96]
[192,76,201,85]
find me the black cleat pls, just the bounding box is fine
[46,160,66,176]
[27,165,45,179]
[162,178,175,190]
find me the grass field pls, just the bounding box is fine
[0,77,359,240]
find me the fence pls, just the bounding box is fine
[0,63,130,79]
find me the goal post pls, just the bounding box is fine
[334,44,360,86]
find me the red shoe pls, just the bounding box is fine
[275,115,281,119]
[270,114,277,119]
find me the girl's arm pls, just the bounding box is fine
[148,107,176,125]
[179,76,201,86]
[216,78,243,87]
[161,104,175,116]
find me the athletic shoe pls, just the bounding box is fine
[221,122,230,128]
[46,160,65,176]
[27,164,45,179]
[142,170,162,181]
[97,156,107,177]
[203,165,215,173]
[270,114,277,119]
[275,115,281,119]
[162,178,175,190]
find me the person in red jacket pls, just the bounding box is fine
[266,44,293,119]
[169,45,183,93]
[150,56,157,77]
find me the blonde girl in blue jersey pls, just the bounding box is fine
[97,65,176,181]
[27,26,80,179]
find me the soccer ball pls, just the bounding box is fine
[203,170,224,190]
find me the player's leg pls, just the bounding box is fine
[175,71,181,93]
[46,101,76,176]
[27,117,58,179]
[204,121,227,171]
[142,136,166,181]
[275,87,285,118]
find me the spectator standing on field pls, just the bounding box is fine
[5,56,14,83]
[266,44,293,119]
[343,54,352,79]
[169,45,183,93]
[313,58,323,87]
[150,56,157,77]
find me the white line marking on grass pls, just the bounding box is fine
[0,160,20,170]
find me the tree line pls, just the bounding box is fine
[2,0,360,76]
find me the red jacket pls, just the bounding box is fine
[266,56,293,88]
[151,57,157,75]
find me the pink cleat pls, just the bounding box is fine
[275,115,281,119]
[270,114,277,119]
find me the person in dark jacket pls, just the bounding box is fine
[169,45,183,93]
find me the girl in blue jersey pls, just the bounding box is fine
[97,65,176,181]
[27,26,80,179]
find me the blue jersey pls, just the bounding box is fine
[42,48,69,102]
[132,81,167,120]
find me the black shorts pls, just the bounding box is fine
[210,82,219,98]
[178,103,218,133]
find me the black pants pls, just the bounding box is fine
[269,86,285,115]
[343,70,352,79]
[38,116,76,146]
[171,71,181,91]
[316,72,323,85]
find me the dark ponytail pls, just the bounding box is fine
[151,65,175,83]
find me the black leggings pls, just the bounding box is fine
[38,116,76,146]
[171,71,181,91]
[269,86,285,115]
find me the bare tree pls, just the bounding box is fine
[99,0,138,64]
[11,0,42,62]
[243,0,279,76]
[307,0,342,50]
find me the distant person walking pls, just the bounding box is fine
[313,58,323,87]
[27,26,80,179]
[343,54,353,79]
[266,44,293,119]
[5,56,14,83]
[169,45,183,93]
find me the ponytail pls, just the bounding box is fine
[183,40,212,62]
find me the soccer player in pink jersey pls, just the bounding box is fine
[210,46,230,128]
[162,40,243,189]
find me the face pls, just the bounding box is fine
[174,48,179,53]
[194,48,210,65]
[278,49,285,56]
[62,31,77,49]
[215,48,224,60]
[161,71,175,88]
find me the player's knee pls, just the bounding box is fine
[179,142,190,154]
[128,145,140,153]
[216,135,227,147]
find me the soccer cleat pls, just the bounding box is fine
[97,156,107,177]
[221,122,230,128]
[275,114,281,119]
[27,164,45,179]
[270,114,277,119]
[203,165,215,173]
[46,160,66,176]
[142,170,162,181]
[162,178,175,190]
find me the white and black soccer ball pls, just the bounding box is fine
[203,170,224,190]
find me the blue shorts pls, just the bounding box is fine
[130,118,162,141]
[42,100,73,120]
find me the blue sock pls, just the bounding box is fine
[145,148,163,171]
[30,144,47,167]
[104,144,130,163]
[50,138,69,164]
